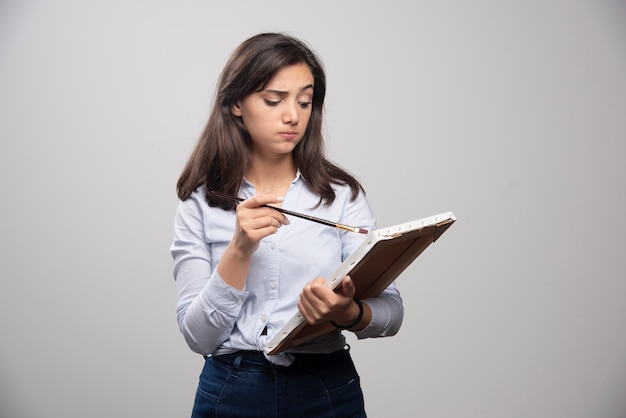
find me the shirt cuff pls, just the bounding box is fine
[203,270,249,314]
[354,297,391,338]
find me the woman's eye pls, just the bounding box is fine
[298,101,312,109]
[264,99,281,106]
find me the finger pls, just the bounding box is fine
[297,297,320,324]
[239,194,285,209]
[238,198,290,226]
[301,280,326,306]
[306,278,334,301]
[237,209,288,234]
[238,220,282,242]
[240,213,285,230]
[336,276,356,298]
[234,210,285,247]
[304,283,344,321]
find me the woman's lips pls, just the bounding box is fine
[279,132,298,140]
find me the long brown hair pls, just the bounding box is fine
[176,32,363,210]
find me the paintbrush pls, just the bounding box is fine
[210,190,369,234]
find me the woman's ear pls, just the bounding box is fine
[231,101,242,117]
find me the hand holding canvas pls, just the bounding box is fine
[297,276,367,330]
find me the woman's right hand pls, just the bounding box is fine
[217,194,290,290]
[231,194,291,255]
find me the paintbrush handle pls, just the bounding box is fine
[210,191,368,234]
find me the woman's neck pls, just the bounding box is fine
[246,155,297,195]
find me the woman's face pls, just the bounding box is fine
[232,63,314,159]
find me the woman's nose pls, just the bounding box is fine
[282,102,299,125]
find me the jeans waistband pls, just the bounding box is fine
[211,347,351,372]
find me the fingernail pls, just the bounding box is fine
[276,196,284,201]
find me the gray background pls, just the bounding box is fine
[1,1,625,417]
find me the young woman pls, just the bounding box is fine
[171,32,403,417]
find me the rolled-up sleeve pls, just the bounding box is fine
[356,284,403,338]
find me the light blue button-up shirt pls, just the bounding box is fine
[171,173,403,364]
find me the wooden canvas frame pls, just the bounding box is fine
[264,212,456,355]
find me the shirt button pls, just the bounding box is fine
[269,281,277,289]
[270,243,276,250]
[261,315,267,322]
[236,299,243,305]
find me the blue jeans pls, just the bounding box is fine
[191,347,366,418]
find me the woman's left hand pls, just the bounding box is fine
[298,276,361,327]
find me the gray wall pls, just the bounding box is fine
[1,1,625,417]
